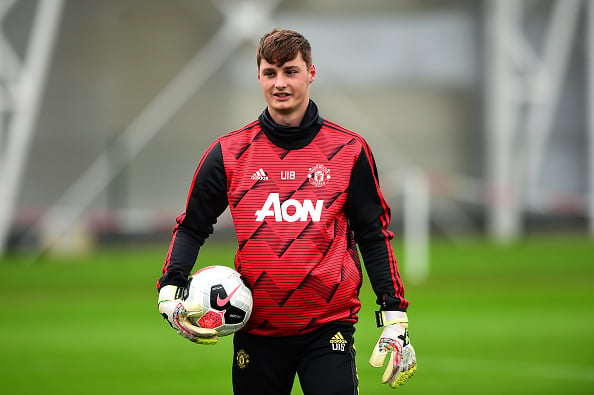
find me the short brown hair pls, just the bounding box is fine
[256,29,312,69]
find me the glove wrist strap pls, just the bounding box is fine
[375,311,408,328]
[158,285,180,302]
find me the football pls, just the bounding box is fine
[184,265,253,337]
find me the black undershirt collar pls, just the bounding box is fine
[258,100,324,150]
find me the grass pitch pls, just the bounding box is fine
[0,235,593,394]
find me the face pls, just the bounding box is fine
[258,52,316,126]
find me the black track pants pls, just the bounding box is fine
[232,322,359,395]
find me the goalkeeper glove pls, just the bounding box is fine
[369,311,417,389]
[158,284,218,345]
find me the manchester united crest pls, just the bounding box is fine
[308,164,331,187]
[236,349,250,369]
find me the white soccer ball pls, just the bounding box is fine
[184,265,253,337]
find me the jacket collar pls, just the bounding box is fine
[258,100,323,149]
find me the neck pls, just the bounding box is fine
[267,102,309,127]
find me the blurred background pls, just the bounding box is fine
[1,0,591,257]
[1,1,593,394]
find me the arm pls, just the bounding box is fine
[345,143,416,388]
[345,143,408,311]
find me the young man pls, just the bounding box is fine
[157,29,416,394]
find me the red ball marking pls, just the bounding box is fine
[198,311,223,329]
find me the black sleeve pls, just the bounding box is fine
[345,145,408,311]
[157,141,228,290]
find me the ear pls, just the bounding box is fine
[257,68,261,81]
[309,64,316,84]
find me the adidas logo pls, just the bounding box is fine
[330,331,347,351]
[251,168,268,181]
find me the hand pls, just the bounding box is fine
[369,311,417,389]
[158,285,218,345]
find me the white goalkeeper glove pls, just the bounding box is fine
[158,284,218,345]
[369,311,417,389]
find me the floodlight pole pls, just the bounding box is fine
[0,0,64,255]
[586,1,594,236]
[484,0,522,243]
[483,0,583,242]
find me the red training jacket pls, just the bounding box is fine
[158,101,408,336]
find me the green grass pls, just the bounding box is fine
[1,236,593,394]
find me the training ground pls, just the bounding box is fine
[1,236,593,394]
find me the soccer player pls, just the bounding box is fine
[157,28,416,394]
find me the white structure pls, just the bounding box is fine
[0,0,64,254]
[484,0,592,242]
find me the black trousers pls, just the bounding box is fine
[232,322,359,395]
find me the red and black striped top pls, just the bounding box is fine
[158,101,408,337]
